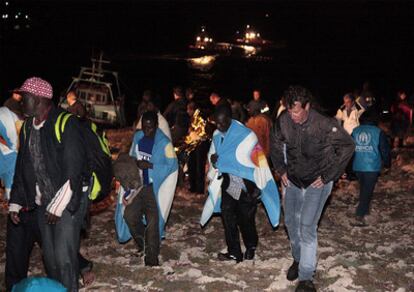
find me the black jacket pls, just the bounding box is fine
[163,98,188,127]
[10,106,87,213]
[270,109,355,188]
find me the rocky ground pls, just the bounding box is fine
[0,129,413,291]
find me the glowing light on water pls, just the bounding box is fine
[188,55,216,71]
[242,45,256,55]
[190,55,215,66]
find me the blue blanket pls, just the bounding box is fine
[0,107,20,200]
[201,120,280,227]
[115,129,178,242]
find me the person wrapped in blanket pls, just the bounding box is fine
[206,104,280,263]
[0,106,23,201]
[123,111,178,266]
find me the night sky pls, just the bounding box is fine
[2,0,414,109]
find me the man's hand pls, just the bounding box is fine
[45,211,60,224]
[311,176,324,188]
[136,160,152,170]
[281,173,289,187]
[9,211,20,225]
[211,154,218,168]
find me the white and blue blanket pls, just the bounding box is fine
[114,129,178,242]
[201,120,280,227]
[0,107,20,200]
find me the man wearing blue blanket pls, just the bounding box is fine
[270,86,355,292]
[202,104,280,263]
[126,111,178,266]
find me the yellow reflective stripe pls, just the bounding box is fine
[91,122,97,133]
[102,133,110,154]
[97,134,111,156]
[61,113,72,134]
[55,112,66,143]
[90,122,111,157]
[55,112,73,143]
[89,171,101,200]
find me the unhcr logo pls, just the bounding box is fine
[356,131,373,152]
[356,131,371,146]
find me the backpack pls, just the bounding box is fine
[55,112,113,202]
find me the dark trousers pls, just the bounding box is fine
[5,209,41,291]
[37,194,87,292]
[124,185,160,265]
[355,171,379,217]
[221,189,258,259]
[5,205,91,292]
[345,156,356,180]
[188,140,210,193]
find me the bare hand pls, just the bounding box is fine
[281,173,289,187]
[136,160,152,169]
[9,211,20,225]
[311,176,324,188]
[46,211,60,224]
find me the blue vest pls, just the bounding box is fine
[352,125,381,172]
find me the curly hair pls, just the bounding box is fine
[283,85,313,109]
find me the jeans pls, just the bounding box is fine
[284,181,333,281]
[37,194,88,292]
[355,171,379,217]
[124,185,159,265]
[221,188,258,259]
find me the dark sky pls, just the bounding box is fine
[4,0,414,52]
[2,0,414,105]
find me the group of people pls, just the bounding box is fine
[0,76,410,292]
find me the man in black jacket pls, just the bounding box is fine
[6,77,88,291]
[270,86,354,292]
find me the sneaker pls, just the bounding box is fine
[244,247,256,260]
[287,261,299,281]
[295,280,316,292]
[217,252,242,263]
